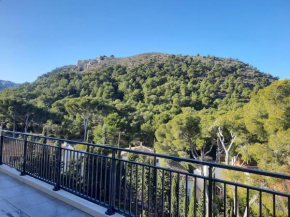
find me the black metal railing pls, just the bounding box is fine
[0,130,289,217]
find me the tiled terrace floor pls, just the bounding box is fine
[0,172,92,217]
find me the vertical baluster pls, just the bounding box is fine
[65,149,69,189]
[106,149,116,215]
[177,173,180,217]
[5,137,8,166]
[194,177,197,217]
[3,136,5,165]
[161,170,165,217]
[141,165,145,216]
[80,152,84,195]
[44,145,47,180]
[129,163,133,215]
[208,166,213,217]
[260,191,262,217]
[203,179,206,217]
[135,164,138,216]
[6,137,9,166]
[61,149,64,187]
[35,143,37,176]
[68,150,71,190]
[18,139,21,170]
[86,153,90,197]
[14,140,18,169]
[99,157,103,202]
[288,197,290,216]
[53,141,62,191]
[10,138,13,167]
[154,166,157,217]
[9,137,12,167]
[12,139,15,168]
[53,146,56,183]
[124,162,127,211]
[49,146,52,181]
[0,131,3,165]
[148,167,151,216]
[118,160,122,210]
[185,174,188,217]
[79,152,82,195]
[40,144,43,178]
[19,139,22,171]
[95,156,99,202]
[247,188,250,217]
[104,158,108,203]
[112,155,117,209]
[19,139,21,170]
[34,143,37,176]
[42,141,46,179]
[29,141,33,175]
[26,141,30,175]
[72,151,76,191]
[46,146,51,181]
[91,155,95,199]
[7,137,11,166]
[273,194,276,217]
[38,144,41,177]
[15,139,18,168]
[15,139,17,168]
[20,136,27,176]
[14,139,17,169]
[169,171,172,217]
[224,183,226,217]
[29,141,32,175]
[33,139,36,174]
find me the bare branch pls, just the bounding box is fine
[205,143,214,156]
[227,135,236,152]
[217,126,227,151]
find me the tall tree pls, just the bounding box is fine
[0,98,23,132]
[65,97,105,141]
[171,174,178,217]
[188,181,196,217]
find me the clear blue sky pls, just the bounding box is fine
[0,0,289,83]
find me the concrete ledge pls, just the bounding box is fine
[0,165,122,217]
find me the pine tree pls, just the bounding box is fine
[196,189,204,217]
[179,177,186,217]
[188,181,195,217]
[171,174,178,217]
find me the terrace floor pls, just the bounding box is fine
[0,172,92,217]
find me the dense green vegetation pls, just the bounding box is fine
[0,53,288,216]
[155,79,290,216]
[0,54,276,145]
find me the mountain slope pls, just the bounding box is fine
[0,53,277,141]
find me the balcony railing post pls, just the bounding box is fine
[208,166,213,217]
[0,130,3,165]
[20,135,28,176]
[53,141,62,191]
[106,149,116,215]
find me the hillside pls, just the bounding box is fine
[0,80,18,91]
[38,53,170,79]
[0,53,277,144]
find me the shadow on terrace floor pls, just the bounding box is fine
[0,172,92,217]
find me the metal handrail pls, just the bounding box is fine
[0,130,289,217]
[1,129,289,180]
